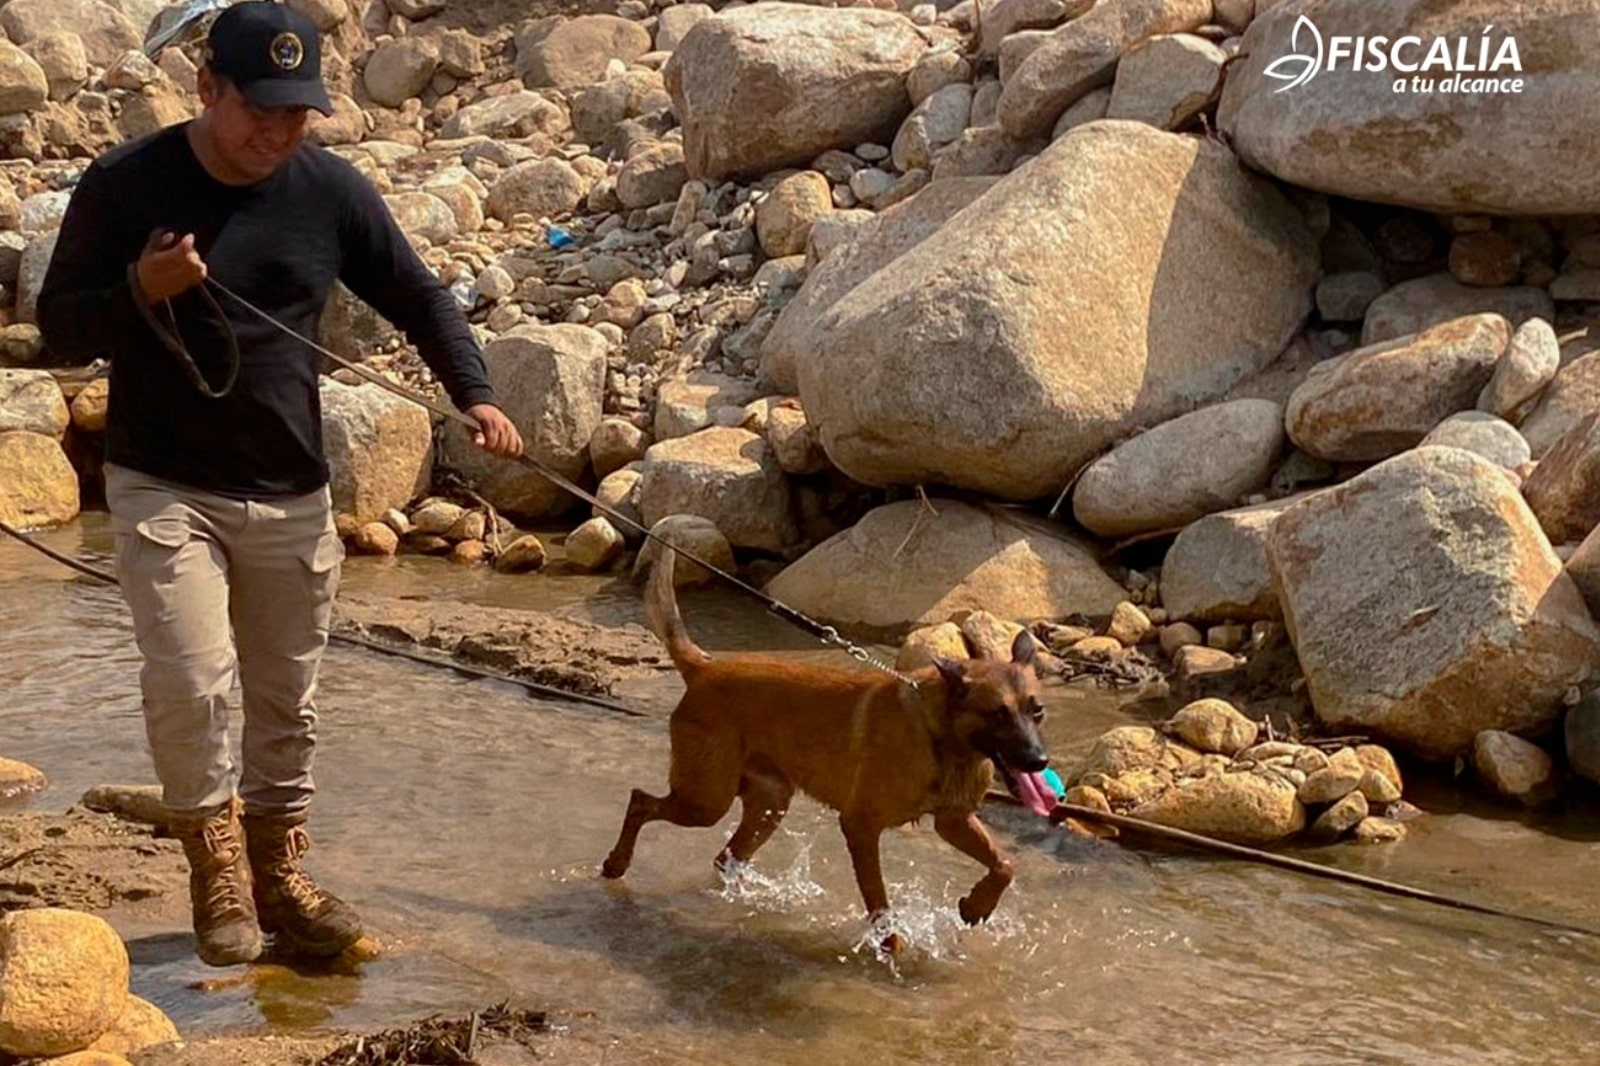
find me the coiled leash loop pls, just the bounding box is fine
[127,260,242,400]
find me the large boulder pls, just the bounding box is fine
[0,430,79,529]
[1219,0,1600,214]
[0,368,68,438]
[363,37,437,108]
[761,177,998,394]
[436,324,607,518]
[1266,446,1600,760]
[797,121,1317,499]
[0,40,48,116]
[637,427,797,554]
[996,0,1214,139]
[517,15,653,89]
[0,0,141,68]
[763,499,1125,636]
[1284,314,1507,462]
[664,4,925,180]
[320,380,432,525]
[0,908,129,1057]
[1072,398,1284,538]
[486,158,587,223]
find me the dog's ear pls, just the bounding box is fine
[933,656,968,698]
[1010,630,1037,669]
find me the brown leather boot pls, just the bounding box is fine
[241,810,363,957]
[168,799,264,967]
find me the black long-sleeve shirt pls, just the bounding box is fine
[37,123,495,499]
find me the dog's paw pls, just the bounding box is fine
[879,931,907,956]
[958,895,990,926]
[600,855,629,879]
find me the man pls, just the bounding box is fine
[37,1,524,967]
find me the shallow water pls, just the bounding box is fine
[7,515,1600,1063]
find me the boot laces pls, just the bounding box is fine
[272,825,327,913]
[199,819,247,915]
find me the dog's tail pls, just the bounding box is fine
[646,547,712,670]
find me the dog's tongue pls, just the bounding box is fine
[1008,769,1059,818]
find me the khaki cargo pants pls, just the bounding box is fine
[105,462,343,816]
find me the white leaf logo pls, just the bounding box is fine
[1262,14,1324,93]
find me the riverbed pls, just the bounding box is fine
[5,515,1600,1064]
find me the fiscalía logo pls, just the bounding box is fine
[1262,14,1526,95]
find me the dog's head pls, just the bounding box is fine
[932,631,1054,814]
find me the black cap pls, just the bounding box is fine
[207,1,332,115]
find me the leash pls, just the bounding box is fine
[189,275,917,687]
[983,793,1600,940]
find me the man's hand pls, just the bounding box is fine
[466,403,523,458]
[137,231,207,304]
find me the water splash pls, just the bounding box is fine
[714,836,827,911]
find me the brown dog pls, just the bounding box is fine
[601,549,1053,946]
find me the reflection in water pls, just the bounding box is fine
[7,517,1600,1062]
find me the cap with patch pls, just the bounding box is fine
[207,1,332,115]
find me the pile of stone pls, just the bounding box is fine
[1061,700,1412,847]
[0,907,179,1063]
[6,0,1600,812]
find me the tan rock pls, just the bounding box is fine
[0,756,46,798]
[958,609,1027,661]
[1129,771,1306,845]
[616,141,688,209]
[492,533,547,574]
[891,82,973,173]
[86,995,178,1058]
[590,418,649,479]
[1173,644,1237,679]
[0,368,68,438]
[0,431,79,529]
[763,499,1125,636]
[1308,789,1369,842]
[517,15,653,89]
[1068,725,1167,784]
[363,37,437,108]
[1352,817,1407,844]
[631,514,735,588]
[756,171,832,259]
[1419,411,1530,471]
[1358,274,1552,348]
[980,0,1093,55]
[0,908,128,1057]
[70,378,109,433]
[437,325,607,518]
[1107,601,1153,646]
[1522,351,1600,459]
[1267,447,1600,759]
[638,427,796,554]
[350,522,399,556]
[1521,412,1600,544]
[1161,494,1310,624]
[896,621,970,672]
[320,380,432,525]
[1297,747,1364,806]
[1104,32,1225,130]
[1472,730,1560,806]
[1219,0,1600,214]
[1166,698,1258,756]
[0,0,139,68]
[664,4,924,180]
[762,176,997,394]
[1072,398,1284,538]
[798,121,1316,499]
[1478,317,1558,426]
[997,0,1213,139]
[1285,314,1507,462]
[486,158,587,224]
[1159,621,1203,657]
[564,516,625,571]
